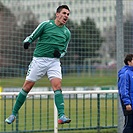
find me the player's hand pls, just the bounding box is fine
[126,104,132,111]
[53,50,61,58]
[24,42,30,49]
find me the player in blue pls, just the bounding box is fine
[118,54,133,133]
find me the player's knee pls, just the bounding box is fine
[22,81,35,92]
[53,84,62,91]
[50,78,62,91]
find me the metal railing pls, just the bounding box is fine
[0,90,118,133]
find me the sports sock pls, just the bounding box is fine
[12,89,28,116]
[54,90,64,118]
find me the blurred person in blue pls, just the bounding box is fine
[118,54,133,133]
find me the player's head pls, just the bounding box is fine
[124,54,133,66]
[55,5,70,26]
[56,5,70,13]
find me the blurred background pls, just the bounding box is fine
[0,0,133,133]
[0,0,132,84]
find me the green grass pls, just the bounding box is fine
[58,128,117,133]
[0,71,118,133]
[0,74,117,88]
[1,99,118,133]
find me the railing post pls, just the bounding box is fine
[4,96,6,132]
[54,102,58,133]
[97,94,100,133]
[116,0,124,131]
[16,96,19,132]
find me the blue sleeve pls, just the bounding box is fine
[121,72,131,105]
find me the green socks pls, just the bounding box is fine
[12,89,28,116]
[12,89,64,118]
[54,90,64,118]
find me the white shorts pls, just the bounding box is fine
[26,57,62,82]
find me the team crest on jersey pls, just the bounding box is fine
[50,22,53,25]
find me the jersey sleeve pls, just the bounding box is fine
[60,29,71,58]
[121,72,131,105]
[23,21,49,44]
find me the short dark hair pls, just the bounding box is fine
[124,54,133,65]
[56,5,70,13]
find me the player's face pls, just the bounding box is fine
[56,8,70,25]
[128,59,133,66]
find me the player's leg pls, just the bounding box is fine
[5,80,35,124]
[48,58,71,124]
[123,114,133,133]
[50,78,71,124]
[5,57,41,124]
[50,78,64,117]
[13,81,35,115]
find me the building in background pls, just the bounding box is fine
[1,0,132,34]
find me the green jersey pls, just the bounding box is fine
[23,20,71,58]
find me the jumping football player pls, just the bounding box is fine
[5,5,71,124]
